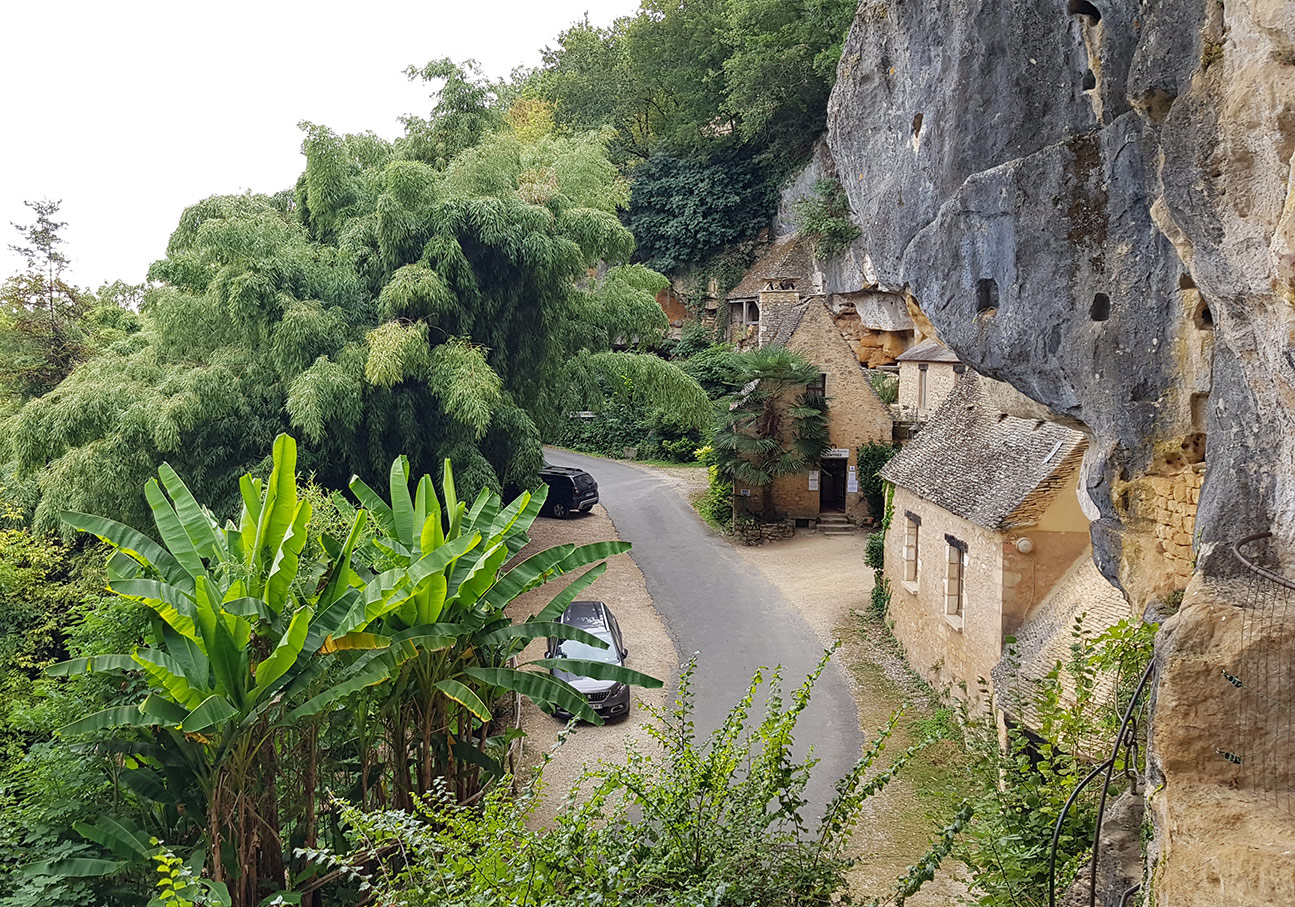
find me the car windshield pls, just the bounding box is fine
[555,632,617,662]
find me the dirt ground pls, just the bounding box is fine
[505,502,678,826]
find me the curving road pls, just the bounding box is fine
[545,448,863,819]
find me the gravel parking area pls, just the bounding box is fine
[505,503,678,826]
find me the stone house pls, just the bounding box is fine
[879,370,1096,701]
[724,236,917,366]
[894,339,963,424]
[732,296,894,525]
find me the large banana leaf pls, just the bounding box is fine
[21,858,127,879]
[60,705,155,736]
[266,500,312,612]
[62,511,190,590]
[109,578,201,642]
[482,541,630,610]
[74,816,154,860]
[182,694,240,734]
[475,621,608,650]
[46,654,139,676]
[251,605,313,699]
[434,678,492,722]
[527,659,663,688]
[132,649,206,710]
[158,462,221,560]
[532,563,608,623]
[349,474,396,537]
[464,667,601,724]
[389,455,416,547]
[144,479,205,577]
[252,433,299,577]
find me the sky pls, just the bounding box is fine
[0,1,639,291]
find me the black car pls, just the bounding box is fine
[546,601,631,720]
[538,465,598,518]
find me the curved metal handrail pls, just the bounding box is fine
[1233,532,1295,592]
[1046,658,1158,907]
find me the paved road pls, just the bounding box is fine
[545,448,863,819]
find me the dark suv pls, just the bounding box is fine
[546,601,630,720]
[538,465,598,518]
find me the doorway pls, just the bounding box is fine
[819,458,847,512]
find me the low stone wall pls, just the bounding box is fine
[735,518,796,546]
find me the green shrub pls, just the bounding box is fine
[857,442,900,521]
[310,654,961,907]
[869,573,891,621]
[870,371,899,404]
[794,178,861,257]
[865,531,886,570]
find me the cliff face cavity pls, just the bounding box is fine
[824,0,1294,903]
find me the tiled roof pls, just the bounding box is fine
[880,371,1087,530]
[766,301,809,347]
[894,339,960,363]
[990,554,1134,748]
[726,236,815,300]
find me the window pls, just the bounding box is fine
[806,373,826,404]
[903,514,920,582]
[918,364,928,412]
[944,536,967,620]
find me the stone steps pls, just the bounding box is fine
[817,514,856,535]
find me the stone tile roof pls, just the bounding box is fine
[894,339,960,363]
[726,236,815,300]
[880,371,1087,530]
[990,554,1134,747]
[766,301,809,347]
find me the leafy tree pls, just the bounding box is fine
[0,200,94,400]
[713,346,830,517]
[627,145,777,273]
[794,177,862,257]
[9,86,707,532]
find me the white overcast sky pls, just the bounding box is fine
[0,1,639,291]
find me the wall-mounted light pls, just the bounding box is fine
[1015,537,1035,554]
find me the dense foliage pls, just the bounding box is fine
[4,67,708,533]
[856,442,900,522]
[945,618,1157,906]
[527,0,859,280]
[10,436,657,906]
[530,1,857,163]
[312,654,962,907]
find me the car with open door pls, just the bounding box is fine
[546,600,631,720]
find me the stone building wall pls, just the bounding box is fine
[897,360,960,421]
[884,485,1006,702]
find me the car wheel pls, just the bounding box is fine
[551,502,569,519]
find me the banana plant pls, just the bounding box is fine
[337,455,663,801]
[47,435,403,906]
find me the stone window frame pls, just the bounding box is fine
[943,534,967,630]
[902,510,921,591]
[918,363,929,413]
[806,372,827,405]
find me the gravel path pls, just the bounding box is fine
[506,501,677,826]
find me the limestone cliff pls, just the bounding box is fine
[822,0,1295,903]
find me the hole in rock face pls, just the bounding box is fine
[1082,70,1097,90]
[912,113,923,136]
[1179,273,1196,290]
[1090,292,1111,321]
[1068,0,1102,22]
[976,278,999,313]
[1193,297,1214,330]
[1180,432,1206,464]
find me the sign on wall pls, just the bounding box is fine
[824,448,850,458]
[808,470,820,491]
[847,464,859,494]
